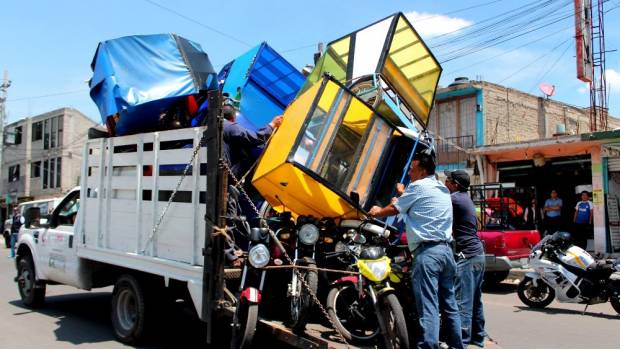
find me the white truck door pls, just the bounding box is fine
[38,190,80,284]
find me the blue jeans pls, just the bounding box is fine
[412,243,463,349]
[9,233,17,258]
[456,254,486,347]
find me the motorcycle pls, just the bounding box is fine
[518,231,620,314]
[231,218,271,348]
[325,219,409,348]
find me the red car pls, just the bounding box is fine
[471,184,541,284]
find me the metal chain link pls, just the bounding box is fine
[222,160,351,347]
[141,137,204,254]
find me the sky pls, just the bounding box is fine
[2,0,620,126]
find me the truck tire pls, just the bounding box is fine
[111,274,154,344]
[17,256,46,307]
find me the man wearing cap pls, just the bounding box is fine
[369,149,463,349]
[445,170,486,348]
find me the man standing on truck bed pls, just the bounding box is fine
[444,169,487,348]
[222,98,282,255]
[369,149,463,349]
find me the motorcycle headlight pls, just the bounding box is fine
[298,224,319,245]
[248,244,270,268]
[357,256,391,282]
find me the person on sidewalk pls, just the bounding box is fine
[543,190,563,235]
[444,169,487,347]
[573,191,593,250]
[369,149,463,349]
[523,198,543,236]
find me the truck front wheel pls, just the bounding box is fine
[111,274,153,344]
[17,256,46,307]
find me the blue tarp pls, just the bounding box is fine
[89,34,217,135]
[218,42,305,131]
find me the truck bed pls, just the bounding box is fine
[76,127,209,313]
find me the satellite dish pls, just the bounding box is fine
[539,83,555,98]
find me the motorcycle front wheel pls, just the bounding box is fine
[378,293,409,349]
[231,302,258,348]
[286,263,318,333]
[517,277,555,308]
[326,284,380,343]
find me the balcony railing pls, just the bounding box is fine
[436,135,474,165]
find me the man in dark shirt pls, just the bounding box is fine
[444,169,486,347]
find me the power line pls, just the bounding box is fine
[414,0,506,22]
[527,42,573,94]
[8,89,88,103]
[445,27,573,75]
[498,38,571,84]
[142,0,252,47]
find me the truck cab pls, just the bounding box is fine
[16,188,87,295]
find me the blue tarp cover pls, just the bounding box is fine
[89,33,217,135]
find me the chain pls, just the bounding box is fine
[141,137,204,254]
[222,160,351,347]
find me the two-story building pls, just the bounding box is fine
[1,107,97,206]
[430,78,620,255]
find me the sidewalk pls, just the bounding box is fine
[505,267,532,284]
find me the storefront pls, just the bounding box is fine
[473,135,609,253]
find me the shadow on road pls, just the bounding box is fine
[514,305,620,320]
[482,282,517,295]
[8,292,225,348]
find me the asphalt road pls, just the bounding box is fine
[0,245,618,348]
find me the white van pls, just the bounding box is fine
[3,198,62,248]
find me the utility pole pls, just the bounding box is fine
[0,71,10,220]
[0,71,10,198]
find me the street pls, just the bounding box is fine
[0,246,619,348]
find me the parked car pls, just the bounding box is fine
[471,183,541,284]
[3,197,62,248]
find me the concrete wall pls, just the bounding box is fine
[432,80,620,150]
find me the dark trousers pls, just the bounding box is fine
[573,223,591,250]
[544,216,562,235]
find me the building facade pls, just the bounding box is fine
[1,107,97,203]
[430,78,620,255]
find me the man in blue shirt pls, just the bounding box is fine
[369,149,463,349]
[573,191,593,249]
[444,169,486,347]
[543,190,563,235]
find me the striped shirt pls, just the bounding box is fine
[394,175,454,252]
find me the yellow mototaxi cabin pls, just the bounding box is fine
[252,76,422,220]
[252,12,442,221]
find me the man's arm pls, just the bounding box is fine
[368,204,399,218]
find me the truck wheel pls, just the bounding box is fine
[517,277,554,308]
[111,274,152,344]
[484,271,510,285]
[17,256,46,307]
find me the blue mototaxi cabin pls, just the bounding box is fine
[89,33,218,136]
[218,42,306,133]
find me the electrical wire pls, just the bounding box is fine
[497,38,572,84]
[526,42,574,93]
[142,0,252,47]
